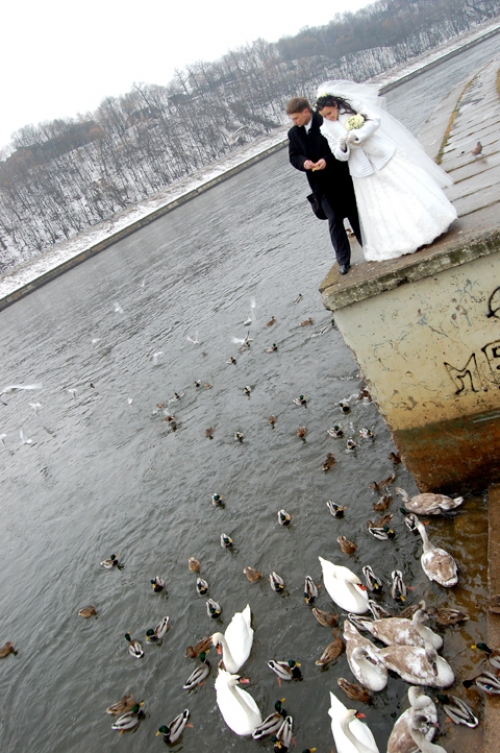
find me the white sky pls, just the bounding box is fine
[0,0,373,150]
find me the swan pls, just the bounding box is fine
[214,669,262,736]
[414,520,458,587]
[396,487,463,515]
[406,708,447,753]
[343,620,387,692]
[379,642,454,687]
[319,557,369,614]
[387,686,438,753]
[349,602,443,650]
[212,604,253,673]
[329,692,379,753]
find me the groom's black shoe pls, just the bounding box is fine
[339,263,351,275]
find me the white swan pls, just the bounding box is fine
[349,602,443,650]
[319,557,369,614]
[343,620,387,692]
[387,686,438,753]
[329,691,379,753]
[415,520,458,587]
[212,604,253,673]
[214,669,262,736]
[379,642,454,687]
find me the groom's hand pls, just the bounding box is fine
[311,158,326,171]
[303,159,315,170]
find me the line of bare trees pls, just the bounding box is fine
[0,0,498,273]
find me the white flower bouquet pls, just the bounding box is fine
[345,114,365,131]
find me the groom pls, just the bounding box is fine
[286,97,361,274]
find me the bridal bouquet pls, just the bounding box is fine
[345,114,365,130]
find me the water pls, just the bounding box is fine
[0,36,497,753]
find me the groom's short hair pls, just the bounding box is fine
[286,97,312,115]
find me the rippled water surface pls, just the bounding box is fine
[0,36,498,753]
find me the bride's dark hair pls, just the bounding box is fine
[315,94,357,116]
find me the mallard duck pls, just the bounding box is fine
[359,428,375,440]
[328,425,344,438]
[471,641,500,669]
[315,632,345,666]
[194,380,201,387]
[329,693,378,753]
[296,426,307,441]
[343,620,388,692]
[269,572,285,593]
[185,635,212,658]
[278,509,293,526]
[252,699,287,740]
[100,553,122,569]
[414,519,458,587]
[373,494,392,512]
[337,678,371,704]
[319,556,369,614]
[339,400,351,414]
[435,693,478,727]
[387,687,438,753]
[146,616,170,643]
[367,524,395,540]
[206,599,222,618]
[294,293,303,303]
[196,577,209,596]
[337,535,357,555]
[380,642,454,687]
[212,604,253,673]
[267,316,276,326]
[157,709,191,743]
[243,386,252,397]
[227,356,237,365]
[212,493,224,506]
[150,576,165,593]
[188,557,200,572]
[272,715,293,752]
[426,606,468,625]
[323,453,336,471]
[268,659,302,682]
[221,533,234,549]
[243,566,262,582]
[215,669,262,735]
[389,451,402,463]
[183,652,211,689]
[304,576,318,605]
[372,512,393,528]
[124,633,144,658]
[311,607,338,627]
[327,500,345,517]
[78,606,97,618]
[293,395,307,407]
[357,388,371,402]
[349,602,443,650]
[463,670,500,694]
[111,703,145,733]
[268,415,277,428]
[362,566,382,593]
[368,473,395,492]
[390,570,407,604]
[105,695,136,715]
[265,343,278,353]
[396,487,464,516]
[346,439,357,451]
[300,317,313,327]
[234,432,244,442]
[367,601,392,620]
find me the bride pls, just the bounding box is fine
[315,80,457,263]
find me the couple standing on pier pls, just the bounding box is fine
[287,80,457,274]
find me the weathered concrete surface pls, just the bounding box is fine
[320,55,500,493]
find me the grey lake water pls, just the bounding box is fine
[0,33,498,753]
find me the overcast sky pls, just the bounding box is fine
[0,0,373,150]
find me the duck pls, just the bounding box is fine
[234,432,244,442]
[100,553,122,569]
[373,494,392,512]
[214,668,262,736]
[346,439,357,451]
[272,715,293,752]
[329,692,379,753]
[367,600,392,619]
[359,428,375,440]
[368,473,395,492]
[389,451,402,463]
[343,620,388,692]
[212,493,224,507]
[243,385,252,397]
[105,695,136,715]
[387,687,438,753]
[185,635,212,658]
[337,678,372,704]
[371,512,393,528]
[188,557,200,572]
[328,425,344,438]
[339,400,351,414]
[278,509,293,526]
[323,453,336,471]
[111,703,145,733]
[327,500,345,517]
[349,602,443,650]
[146,616,170,643]
[206,599,222,618]
[304,576,318,605]
[300,317,313,327]
[252,699,287,740]
[78,606,97,618]
[379,642,454,687]
[267,316,276,326]
[243,566,262,582]
[265,343,278,353]
[471,641,500,669]
[227,356,237,365]
[367,524,395,540]
[414,519,458,587]
[183,652,211,689]
[362,566,382,594]
[293,395,307,407]
[337,535,357,555]
[150,576,165,592]
[319,556,369,614]
[315,632,345,666]
[426,606,468,625]
[311,607,338,627]
[124,633,144,658]
[269,572,285,593]
[156,709,191,743]
[221,533,234,549]
[196,578,209,596]
[390,570,407,603]
[396,487,464,516]
[463,670,500,694]
[435,693,478,727]
[268,415,277,428]
[296,426,307,441]
[211,604,253,673]
[268,659,302,682]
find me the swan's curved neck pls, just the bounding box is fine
[339,715,376,753]
[409,727,446,753]
[416,522,433,552]
[213,633,235,668]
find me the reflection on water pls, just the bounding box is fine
[0,35,498,753]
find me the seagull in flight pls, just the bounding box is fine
[186,330,200,345]
[113,302,124,314]
[20,429,33,445]
[0,383,42,405]
[66,388,77,400]
[152,351,163,365]
[243,297,257,326]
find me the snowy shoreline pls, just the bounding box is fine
[1,19,499,309]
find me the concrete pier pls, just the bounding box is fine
[320,55,500,494]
